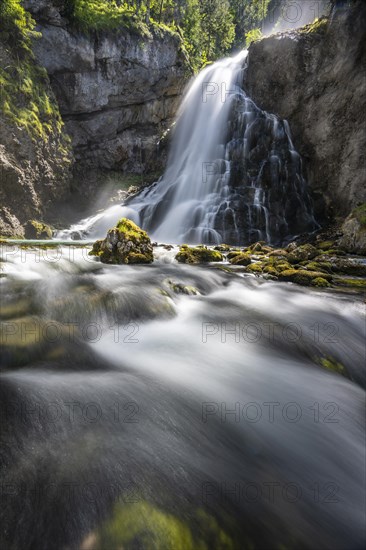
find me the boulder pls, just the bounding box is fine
[89,218,153,264]
[175,245,223,264]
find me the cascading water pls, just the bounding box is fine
[59,50,318,245]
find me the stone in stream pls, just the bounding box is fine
[89,218,153,265]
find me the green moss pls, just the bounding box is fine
[0,1,71,147]
[175,246,223,264]
[229,253,251,266]
[303,261,332,273]
[316,241,334,251]
[263,266,279,276]
[352,203,366,227]
[299,17,328,35]
[89,218,153,264]
[24,220,53,240]
[334,277,366,289]
[279,269,332,286]
[318,356,346,376]
[226,250,242,260]
[271,261,292,272]
[214,244,231,251]
[96,501,234,550]
[287,244,318,264]
[312,277,330,288]
[246,263,263,273]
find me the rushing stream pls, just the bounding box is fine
[0,244,365,549]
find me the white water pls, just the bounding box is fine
[1,244,365,548]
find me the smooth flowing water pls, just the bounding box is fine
[0,244,365,549]
[58,51,318,245]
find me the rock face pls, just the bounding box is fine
[0,38,72,237]
[244,2,366,222]
[89,218,153,264]
[338,205,366,255]
[25,1,190,189]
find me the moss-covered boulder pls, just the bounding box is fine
[226,250,242,260]
[89,218,153,264]
[312,277,331,288]
[175,245,223,264]
[278,269,332,286]
[338,204,366,255]
[287,244,318,263]
[246,263,263,273]
[229,253,251,266]
[24,220,53,240]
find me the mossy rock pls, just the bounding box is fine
[263,266,279,276]
[270,260,292,272]
[287,244,318,263]
[94,501,234,550]
[279,269,332,286]
[175,246,223,264]
[321,248,346,256]
[166,280,200,295]
[268,249,288,257]
[24,220,53,240]
[214,244,231,251]
[316,240,334,251]
[312,277,331,288]
[229,253,251,266]
[246,263,263,273]
[327,258,366,277]
[333,277,366,289]
[250,241,266,252]
[226,250,242,260]
[89,218,153,264]
[303,261,332,274]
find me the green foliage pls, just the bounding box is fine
[0,0,40,50]
[299,17,328,34]
[245,27,262,46]
[64,0,150,34]
[0,0,70,145]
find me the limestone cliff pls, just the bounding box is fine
[0,1,73,237]
[0,1,189,236]
[244,1,366,224]
[25,0,190,193]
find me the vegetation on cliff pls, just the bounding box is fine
[61,1,278,70]
[0,0,70,145]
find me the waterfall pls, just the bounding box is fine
[60,50,318,245]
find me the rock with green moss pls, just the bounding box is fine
[89,218,153,264]
[89,501,234,550]
[303,261,332,273]
[333,277,366,289]
[246,263,263,273]
[338,204,366,255]
[278,269,332,286]
[229,253,251,266]
[287,244,318,263]
[312,277,331,288]
[24,220,53,239]
[263,265,279,276]
[175,245,223,264]
[226,250,242,260]
[214,243,231,251]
